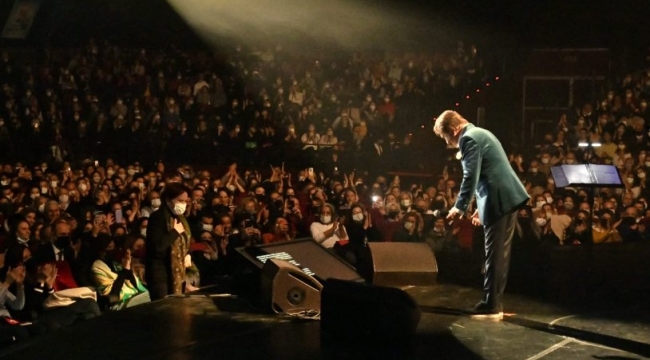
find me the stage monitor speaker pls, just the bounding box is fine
[365,242,438,287]
[260,258,323,314]
[320,278,421,342]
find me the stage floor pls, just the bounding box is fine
[1,282,649,360]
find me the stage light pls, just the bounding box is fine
[495,76,500,81]
[486,83,490,86]
[455,102,459,107]
[476,89,481,93]
[465,95,470,99]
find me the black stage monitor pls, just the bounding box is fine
[236,238,364,283]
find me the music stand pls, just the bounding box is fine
[551,164,623,244]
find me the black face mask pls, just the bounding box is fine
[388,211,400,219]
[255,194,266,203]
[432,200,445,210]
[311,206,321,214]
[273,199,283,209]
[104,249,120,261]
[212,204,230,215]
[55,236,70,249]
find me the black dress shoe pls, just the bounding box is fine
[464,302,503,321]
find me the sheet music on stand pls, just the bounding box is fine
[551,164,623,188]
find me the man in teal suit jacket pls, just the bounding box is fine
[434,110,529,320]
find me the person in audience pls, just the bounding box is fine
[145,182,193,300]
[310,203,348,250]
[90,234,149,310]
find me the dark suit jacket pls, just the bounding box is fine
[455,124,529,226]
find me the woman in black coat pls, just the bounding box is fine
[145,182,193,300]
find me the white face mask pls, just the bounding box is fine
[320,215,332,224]
[627,177,635,184]
[404,221,414,230]
[536,201,545,208]
[541,158,550,164]
[545,211,553,219]
[41,187,48,194]
[50,181,58,188]
[0,180,8,186]
[202,224,214,232]
[151,198,161,208]
[535,218,547,227]
[38,203,45,213]
[545,197,553,204]
[401,200,411,208]
[352,213,364,222]
[227,185,236,192]
[564,203,574,210]
[30,193,39,200]
[645,162,650,167]
[140,229,147,237]
[173,201,187,215]
[639,172,646,179]
[79,183,88,191]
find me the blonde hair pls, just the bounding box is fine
[433,110,468,138]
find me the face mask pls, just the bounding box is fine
[531,168,538,173]
[151,199,161,208]
[55,236,69,249]
[79,183,88,191]
[320,215,332,224]
[535,218,547,227]
[173,201,187,215]
[128,169,136,176]
[138,183,145,190]
[639,172,646,179]
[545,197,553,204]
[404,221,414,230]
[140,229,147,237]
[388,210,400,219]
[627,177,635,184]
[30,193,39,200]
[0,180,7,186]
[132,249,146,259]
[59,195,69,203]
[566,160,575,164]
[564,203,574,210]
[202,224,214,232]
[536,201,545,208]
[541,158,550,164]
[352,213,364,222]
[400,200,411,208]
[618,145,626,150]
[227,185,236,192]
[545,211,553,219]
[107,170,115,177]
[51,181,58,188]
[38,203,45,213]
[548,179,555,185]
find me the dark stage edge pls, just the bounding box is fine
[1,284,649,360]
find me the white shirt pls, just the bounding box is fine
[310,221,346,249]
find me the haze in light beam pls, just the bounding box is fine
[166,0,444,50]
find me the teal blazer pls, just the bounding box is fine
[454,124,529,226]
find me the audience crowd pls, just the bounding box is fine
[0,39,648,344]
